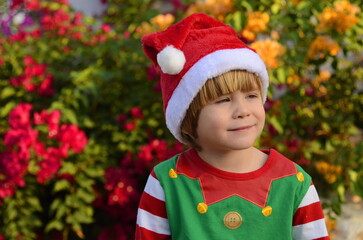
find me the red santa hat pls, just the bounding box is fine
[142,13,269,143]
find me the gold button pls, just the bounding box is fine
[262,206,272,216]
[197,203,208,214]
[296,172,304,182]
[169,169,178,178]
[223,211,242,229]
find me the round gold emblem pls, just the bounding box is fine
[262,206,273,216]
[296,172,304,182]
[169,168,178,178]
[223,211,242,229]
[197,202,208,214]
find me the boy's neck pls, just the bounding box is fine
[196,147,268,174]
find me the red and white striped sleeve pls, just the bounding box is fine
[135,170,171,240]
[292,183,330,240]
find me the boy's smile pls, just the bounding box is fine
[196,89,265,154]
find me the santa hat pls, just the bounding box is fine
[142,13,269,143]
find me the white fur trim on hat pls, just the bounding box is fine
[165,48,269,143]
[157,45,186,75]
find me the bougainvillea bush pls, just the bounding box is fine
[0,0,362,239]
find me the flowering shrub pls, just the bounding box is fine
[0,0,362,239]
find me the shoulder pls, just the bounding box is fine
[267,148,311,179]
[153,153,181,177]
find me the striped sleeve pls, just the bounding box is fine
[292,184,330,240]
[135,170,171,240]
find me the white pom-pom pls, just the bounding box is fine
[157,46,186,75]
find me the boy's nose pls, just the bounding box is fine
[232,93,250,119]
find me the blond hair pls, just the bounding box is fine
[180,70,263,150]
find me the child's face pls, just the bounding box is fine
[196,88,265,153]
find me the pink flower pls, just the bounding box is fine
[123,121,136,131]
[23,56,36,66]
[0,181,16,199]
[0,151,27,199]
[47,110,61,137]
[147,66,158,81]
[25,64,46,77]
[4,128,38,160]
[130,107,143,119]
[10,0,24,10]
[141,144,155,162]
[115,113,127,123]
[57,124,88,153]
[33,110,48,125]
[104,167,136,207]
[38,75,55,96]
[10,75,36,92]
[25,0,41,11]
[34,109,61,137]
[37,147,62,184]
[34,141,47,157]
[101,24,111,33]
[10,31,27,42]
[9,103,33,129]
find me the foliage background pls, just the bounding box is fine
[0,0,362,239]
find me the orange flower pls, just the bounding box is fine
[317,0,360,32]
[250,39,285,68]
[185,0,234,21]
[307,36,340,59]
[137,14,175,35]
[315,161,342,184]
[242,11,270,41]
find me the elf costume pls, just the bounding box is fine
[135,13,329,240]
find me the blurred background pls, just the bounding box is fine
[0,0,362,239]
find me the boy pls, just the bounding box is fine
[136,13,329,240]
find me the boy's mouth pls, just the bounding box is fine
[228,125,255,131]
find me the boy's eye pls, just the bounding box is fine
[215,98,230,104]
[247,93,258,99]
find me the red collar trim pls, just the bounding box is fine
[175,149,298,207]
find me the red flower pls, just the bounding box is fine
[123,121,137,131]
[10,0,24,10]
[4,128,38,160]
[130,107,143,119]
[115,113,127,123]
[104,167,137,207]
[34,109,61,137]
[57,124,88,153]
[37,147,62,184]
[25,64,46,77]
[9,103,33,129]
[47,110,61,137]
[0,57,4,66]
[23,56,36,66]
[0,152,27,199]
[101,24,111,33]
[37,74,55,96]
[10,31,27,42]
[97,223,128,240]
[25,0,41,11]
[137,145,153,163]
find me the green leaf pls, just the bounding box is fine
[348,170,358,182]
[76,188,95,203]
[45,220,64,232]
[0,101,16,117]
[337,184,346,202]
[60,162,77,175]
[269,116,284,134]
[54,179,71,192]
[62,108,78,124]
[1,86,16,99]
